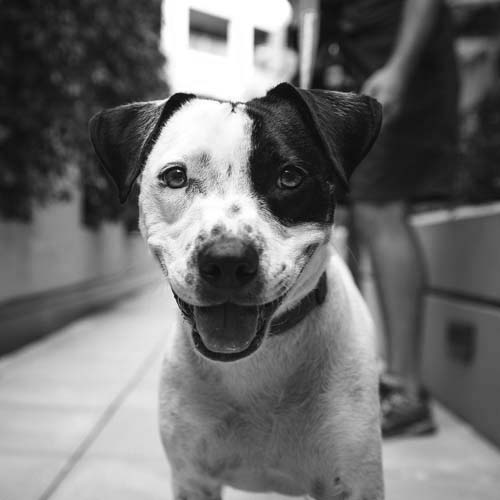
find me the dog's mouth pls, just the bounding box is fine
[174,296,282,362]
[172,244,322,362]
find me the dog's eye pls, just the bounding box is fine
[277,165,306,190]
[158,164,188,189]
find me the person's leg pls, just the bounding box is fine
[352,200,436,437]
[352,201,424,393]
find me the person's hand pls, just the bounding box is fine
[361,65,407,123]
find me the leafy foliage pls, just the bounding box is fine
[458,87,500,203]
[0,0,168,226]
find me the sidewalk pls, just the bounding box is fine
[1,286,499,500]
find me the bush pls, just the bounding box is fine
[457,87,500,203]
[0,0,168,226]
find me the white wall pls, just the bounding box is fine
[0,192,154,303]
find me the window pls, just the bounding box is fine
[254,28,269,50]
[189,9,229,55]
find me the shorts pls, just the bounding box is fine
[349,62,459,203]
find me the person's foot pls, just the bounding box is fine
[380,374,437,438]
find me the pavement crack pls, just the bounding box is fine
[37,340,163,500]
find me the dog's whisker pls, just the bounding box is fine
[89,83,384,499]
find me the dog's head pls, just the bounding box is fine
[89,83,381,362]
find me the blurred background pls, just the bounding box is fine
[1,1,500,499]
[0,0,296,353]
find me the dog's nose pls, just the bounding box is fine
[198,237,259,289]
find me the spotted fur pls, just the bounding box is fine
[89,83,384,499]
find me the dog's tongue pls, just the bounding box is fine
[193,303,259,354]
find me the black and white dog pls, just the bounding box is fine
[89,82,384,500]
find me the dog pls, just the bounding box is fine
[89,82,384,500]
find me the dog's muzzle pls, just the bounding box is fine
[174,236,275,361]
[170,237,326,362]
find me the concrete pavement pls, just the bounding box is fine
[1,285,499,500]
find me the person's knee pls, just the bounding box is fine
[352,202,408,242]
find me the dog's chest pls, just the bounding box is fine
[187,398,311,494]
[160,365,318,487]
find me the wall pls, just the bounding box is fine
[0,193,158,354]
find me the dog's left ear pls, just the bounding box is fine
[265,82,382,189]
[89,93,195,202]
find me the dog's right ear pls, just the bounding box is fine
[89,93,195,202]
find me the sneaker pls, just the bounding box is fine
[380,375,437,438]
[379,372,402,400]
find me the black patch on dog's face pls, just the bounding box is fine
[244,83,382,227]
[246,99,337,226]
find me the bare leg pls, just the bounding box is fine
[352,202,424,393]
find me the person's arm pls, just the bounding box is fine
[388,0,441,80]
[362,0,442,121]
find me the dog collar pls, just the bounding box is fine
[268,272,327,336]
[172,272,327,337]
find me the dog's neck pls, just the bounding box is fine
[268,272,327,336]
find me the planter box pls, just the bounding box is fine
[414,203,500,447]
[422,295,500,447]
[0,197,158,355]
[413,203,500,303]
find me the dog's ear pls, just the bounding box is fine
[89,93,195,202]
[265,82,382,189]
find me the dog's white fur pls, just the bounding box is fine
[138,98,383,499]
[140,100,328,308]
